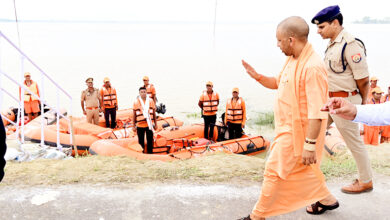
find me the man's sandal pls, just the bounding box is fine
[306,201,339,215]
[237,215,251,220]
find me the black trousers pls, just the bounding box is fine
[0,115,7,182]
[104,107,117,128]
[227,122,243,139]
[203,115,216,140]
[137,127,154,154]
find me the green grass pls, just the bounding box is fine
[3,144,390,186]
[186,112,202,118]
[2,153,265,185]
[252,111,275,128]
[321,144,390,178]
[320,154,357,179]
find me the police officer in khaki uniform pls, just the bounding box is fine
[312,5,373,193]
[81,77,102,125]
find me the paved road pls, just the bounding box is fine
[1,175,389,220]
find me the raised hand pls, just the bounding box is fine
[242,60,261,81]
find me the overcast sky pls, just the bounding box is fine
[1,0,389,24]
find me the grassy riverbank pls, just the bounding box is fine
[2,143,390,186]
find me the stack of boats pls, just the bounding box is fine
[4,108,270,160]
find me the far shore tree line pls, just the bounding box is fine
[354,16,390,24]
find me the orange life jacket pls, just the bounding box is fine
[370,98,381,104]
[101,87,117,108]
[364,99,381,145]
[226,97,244,123]
[133,98,155,126]
[146,84,155,99]
[23,80,39,102]
[201,91,219,115]
[382,95,389,103]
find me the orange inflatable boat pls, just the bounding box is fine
[324,126,346,156]
[23,109,183,155]
[89,124,270,161]
[2,108,16,126]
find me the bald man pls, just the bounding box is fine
[239,16,338,219]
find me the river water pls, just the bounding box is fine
[1,21,389,134]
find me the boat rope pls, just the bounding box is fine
[188,145,210,154]
[160,117,170,126]
[218,143,232,153]
[111,130,118,139]
[247,138,259,149]
[234,140,245,153]
[168,153,182,160]
[257,135,267,147]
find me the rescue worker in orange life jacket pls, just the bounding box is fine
[380,85,390,143]
[198,81,219,140]
[19,72,40,121]
[225,87,246,139]
[132,87,157,154]
[142,76,157,104]
[363,87,383,146]
[367,76,378,102]
[100,77,118,128]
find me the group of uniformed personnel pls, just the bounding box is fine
[80,76,157,153]
[198,82,246,141]
[80,76,156,127]
[363,77,390,145]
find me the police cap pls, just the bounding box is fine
[311,5,341,24]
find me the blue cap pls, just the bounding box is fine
[311,5,341,24]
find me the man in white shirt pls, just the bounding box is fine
[322,97,390,126]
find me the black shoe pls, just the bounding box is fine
[237,215,251,220]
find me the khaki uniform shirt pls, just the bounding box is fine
[81,88,100,108]
[325,29,369,92]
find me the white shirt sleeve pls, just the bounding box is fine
[353,102,390,126]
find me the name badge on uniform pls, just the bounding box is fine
[351,53,362,63]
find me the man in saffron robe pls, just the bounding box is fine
[239,16,338,219]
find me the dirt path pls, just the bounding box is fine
[1,173,389,220]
